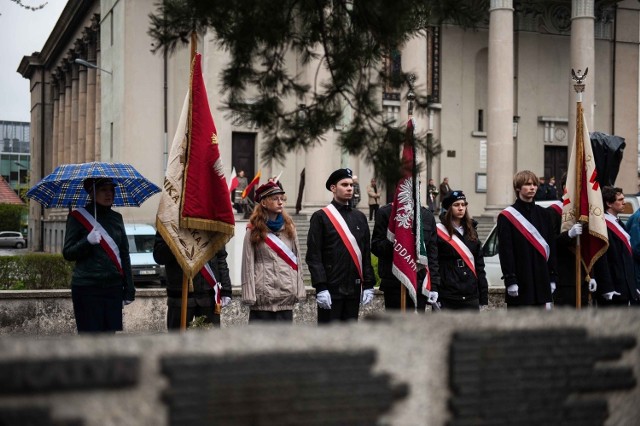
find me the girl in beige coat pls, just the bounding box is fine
[241,182,306,322]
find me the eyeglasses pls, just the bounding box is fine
[268,196,286,203]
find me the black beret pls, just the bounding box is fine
[325,168,353,190]
[442,190,467,211]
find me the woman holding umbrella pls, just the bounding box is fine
[63,178,135,333]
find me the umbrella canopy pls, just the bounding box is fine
[27,162,161,208]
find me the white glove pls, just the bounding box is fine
[87,228,102,245]
[316,290,332,310]
[427,291,439,304]
[602,291,621,301]
[221,296,232,307]
[568,223,583,239]
[507,284,519,297]
[122,300,133,307]
[550,282,556,294]
[588,279,597,293]
[361,288,375,305]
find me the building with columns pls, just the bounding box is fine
[19,0,640,254]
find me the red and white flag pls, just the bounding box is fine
[561,106,608,276]
[156,53,235,279]
[387,118,428,306]
[228,167,238,192]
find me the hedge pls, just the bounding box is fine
[0,253,74,290]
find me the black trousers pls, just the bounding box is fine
[439,297,479,311]
[317,298,360,324]
[369,204,379,220]
[72,285,123,333]
[382,287,427,313]
[249,310,293,323]
[166,303,220,330]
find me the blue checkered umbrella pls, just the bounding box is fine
[26,162,161,208]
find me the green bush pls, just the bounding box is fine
[0,204,27,233]
[0,254,74,290]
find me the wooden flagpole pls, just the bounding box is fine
[180,32,199,331]
[572,69,587,310]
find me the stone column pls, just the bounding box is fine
[95,30,102,161]
[57,72,66,166]
[85,38,97,161]
[569,0,595,144]
[51,76,59,171]
[304,144,334,211]
[76,41,87,164]
[63,61,72,164]
[70,59,79,164]
[485,0,514,214]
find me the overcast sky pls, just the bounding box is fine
[0,1,67,123]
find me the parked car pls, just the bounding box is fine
[482,196,639,288]
[0,231,27,249]
[126,224,166,287]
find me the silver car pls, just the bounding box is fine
[0,231,27,249]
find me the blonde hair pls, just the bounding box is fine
[513,170,539,193]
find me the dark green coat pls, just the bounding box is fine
[63,204,135,301]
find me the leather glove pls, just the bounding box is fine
[122,300,133,307]
[316,290,332,309]
[550,282,556,294]
[361,288,375,305]
[427,291,439,304]
[588,279,597,293]
[221,296,232,308]
[602,291,621,301]
[568,223,583,239]
[87,228,102,245]
[507,284,519,297]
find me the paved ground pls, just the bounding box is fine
[0,248,28,256]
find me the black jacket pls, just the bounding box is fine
[436,221,488,305]
[153,232,232,304]
[497,198,558,305]
[371,203,440,292]
[306,200,375,298]
[593,215,638,303]
[63,204,135,301]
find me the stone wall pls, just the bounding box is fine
[0,288,507,335]
[0,310,638,425]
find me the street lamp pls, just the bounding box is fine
[74,58,112,75]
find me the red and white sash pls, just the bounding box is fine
[264,233,298,271]
[70,208,123,276]
[548,200,562,216]
[605,214,631,255]
[322,204,363,280]
[436,223,476,277]
[500,206,550,261]
[201,263,221,304]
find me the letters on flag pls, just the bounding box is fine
[156,53,235,279]
[387,118,428,306]
[561,106,608,276]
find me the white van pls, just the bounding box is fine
[125,223,165,286]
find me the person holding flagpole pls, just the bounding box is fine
[497,171,558,308]
[372,201,437,312]
[592,186,639,307]
[306,168,376,323]
[153,234,232,329]
[241,182,306,322]
[436,191,488,311]
[63,178,135,333]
